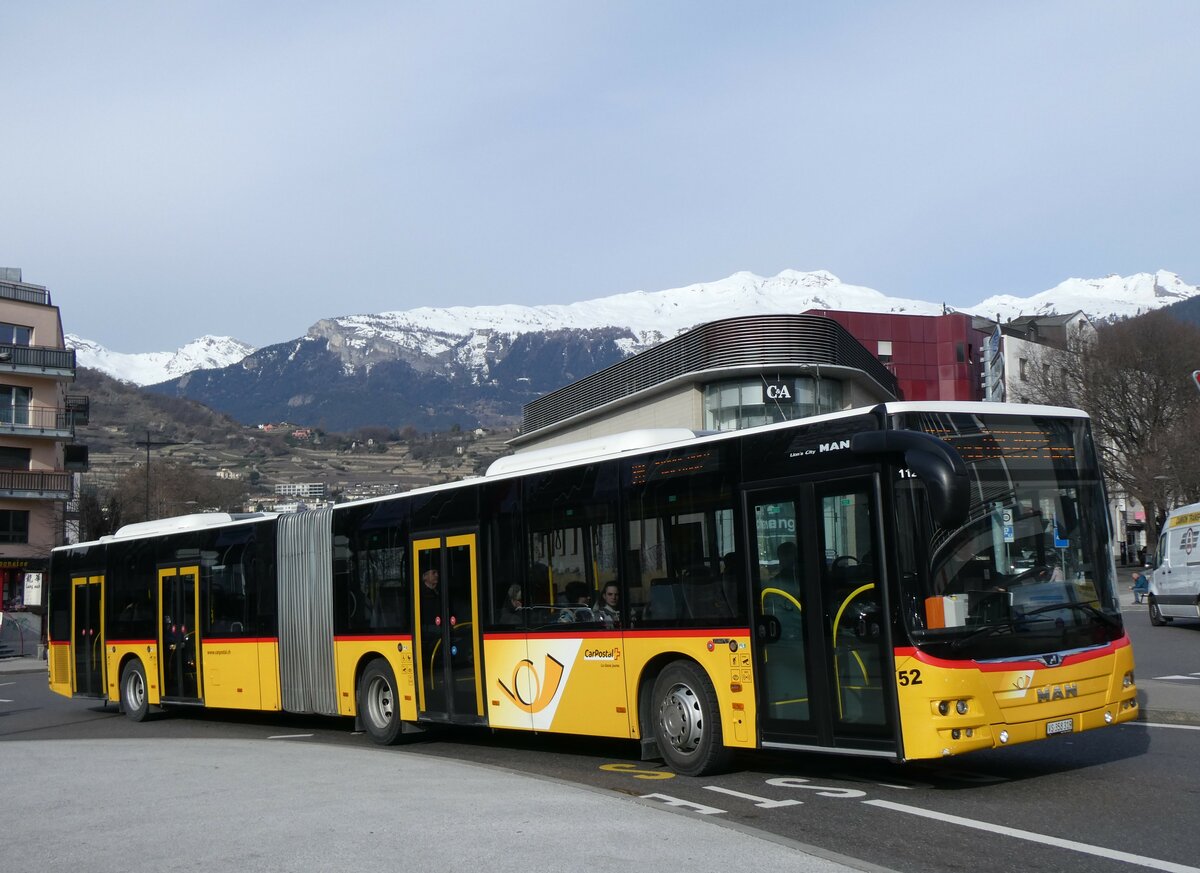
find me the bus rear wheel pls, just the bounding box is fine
[358,659,403,745]
[120,660,150,722]
[651,661,731,777]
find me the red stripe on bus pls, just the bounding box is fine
[203,637,278,644]
[895,635,1130,671]
[622,628,749,639]
[333,635,413,643]
[106,639,157,646]
[481,628,750,642]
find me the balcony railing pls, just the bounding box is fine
[0,344,76,377]
[0,469,72,500]
[0,280,51,306]
[0,405,86,438]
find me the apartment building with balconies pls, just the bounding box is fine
[0,269,87,644]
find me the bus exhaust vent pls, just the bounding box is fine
[277,508,338,716]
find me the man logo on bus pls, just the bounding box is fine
[1182,527,1198,556]
[497,654,566,714]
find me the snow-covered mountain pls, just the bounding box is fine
[66,334,254,386]
[968,269,1197,323]
[69,269,1199,386]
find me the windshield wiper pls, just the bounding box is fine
[950,601,1119,649]
[1017,600,1122,629]
[950,619,1021,649]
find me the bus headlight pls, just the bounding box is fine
[955,699,969,715]
[937,700,949,716]
[1123,671,1135,688]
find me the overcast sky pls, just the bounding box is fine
[4,2,1199,352]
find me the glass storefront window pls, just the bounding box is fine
[704,377,843,431]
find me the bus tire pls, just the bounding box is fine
[120,660,150,722]
[651,661,732,777]
[358,659,403,745]
[1148,596,1171,626]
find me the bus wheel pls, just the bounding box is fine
[120,660,150,722]
[358,659,403,745]
[1148,596,1171,626]
[651,661,731,776]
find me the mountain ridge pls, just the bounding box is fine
[65,268,1200,432]
[71,268,1198,387]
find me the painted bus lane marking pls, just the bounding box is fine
[864,799,1200,873]
[599,763,675,780]
[638,774,1200,872]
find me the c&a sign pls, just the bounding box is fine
[763,380,795,403]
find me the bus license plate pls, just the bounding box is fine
[1046,718,1074,735]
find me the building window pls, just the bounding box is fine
[877,340,893,364]
[0,510,29,543]
[703,377,844,432]
[0,323,33,346]
[0,385,31,426]
[0,446,31,469]
[1019,358,1028,381]
[955,342,965,363]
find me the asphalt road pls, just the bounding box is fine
[3,606,1198,873]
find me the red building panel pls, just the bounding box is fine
[806,310,989,402]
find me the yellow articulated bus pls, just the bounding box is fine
[48,401,1138,775]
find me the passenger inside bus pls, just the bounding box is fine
[774,541,798,585]
[594,582,620,627]
[498,584,523,624]
[419,565,440,629]
[557,581,594,622]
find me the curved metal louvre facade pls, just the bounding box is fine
[521,314,897,434]
[277,507,338,716]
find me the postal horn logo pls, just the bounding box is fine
[497,654,566,714]
[1182,526,1198,556]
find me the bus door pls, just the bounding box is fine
[71,575,104,696]
[158,566,201,701]
[747,476,895,754]
[412,533,484,724]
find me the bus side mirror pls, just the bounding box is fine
[851,430,970,529]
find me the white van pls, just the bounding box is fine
[1150,501,1200,626]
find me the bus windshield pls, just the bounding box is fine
[895,410,1122,660]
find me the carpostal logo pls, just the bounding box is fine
[583,647,620,662]
[498,654,566,714]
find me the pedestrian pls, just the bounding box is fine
[1130,570,1149,605]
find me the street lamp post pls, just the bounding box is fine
[134,430,181,520]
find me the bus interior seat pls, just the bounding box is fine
[647,579,683,620]
[681,577,733,619]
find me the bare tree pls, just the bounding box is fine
[106,460,247,524]
[1022,310,1200,547]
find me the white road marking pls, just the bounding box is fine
[1139,722,1200,731]
[704,785,803,808]
[864,798,1200,872]
[640,793,726,815]
[1153,674,1200,682]
[267,733,314,739]
[0,698,12,703]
